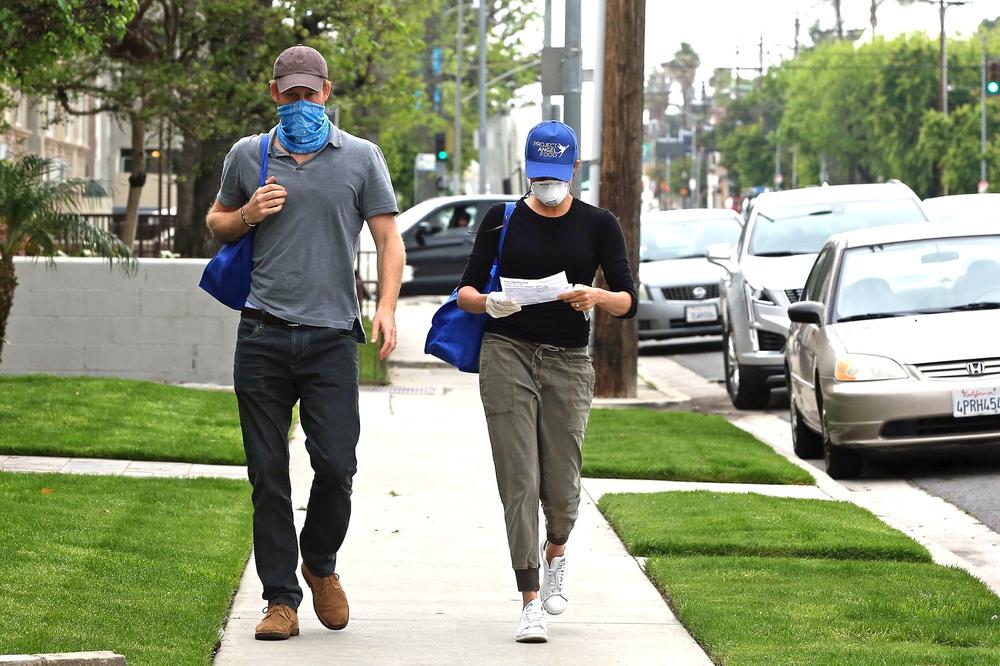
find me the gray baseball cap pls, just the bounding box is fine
[273,44,328,93]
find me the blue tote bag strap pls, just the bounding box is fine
[423,200,518,373]
[258,130,271,187]
[197,130,271,309]
[485,201,515,292]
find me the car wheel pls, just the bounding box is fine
[819,393,862,479]
[788,375,823,459]
[723,322,769,409]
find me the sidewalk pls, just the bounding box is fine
[213,299,712,664]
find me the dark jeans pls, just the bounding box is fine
[234,317,360,611]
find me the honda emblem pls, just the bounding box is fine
[967,361,986,376]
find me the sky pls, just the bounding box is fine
[508,0,998,164]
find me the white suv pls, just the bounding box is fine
[709,182,928,409]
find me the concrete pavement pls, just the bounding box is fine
[213,298,712,664]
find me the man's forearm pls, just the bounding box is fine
[206,208,252,245]
[375,234,405,311]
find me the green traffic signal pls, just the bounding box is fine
[989,81,1000,96]
[437,150,448,160]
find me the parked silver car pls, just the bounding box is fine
[708,182,928,409]
[922,193,1000,225]
[786,223,1000,479]
[637,208,743,340]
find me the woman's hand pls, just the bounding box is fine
[559,285,602,313]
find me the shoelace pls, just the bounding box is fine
[521,603,545,629]
[322,572,340,591]
[547,558,567,596]
[261,605,291,622]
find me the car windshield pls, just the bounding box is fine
[749,198,926,257]
[833,235,1000,322]
[640,216,741,261]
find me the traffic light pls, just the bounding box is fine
[989,60,1000,96]
[434,132,448,161]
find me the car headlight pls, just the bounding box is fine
[834,354,907,382]
[744,281,776,306]
[638,282,651,303]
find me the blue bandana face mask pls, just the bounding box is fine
[276,99,331,154]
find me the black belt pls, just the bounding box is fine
[241,308,305,327]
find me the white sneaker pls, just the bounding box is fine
[515,599,548,643]
[540,541,569,615]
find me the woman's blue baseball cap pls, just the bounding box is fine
[524,120,578,182]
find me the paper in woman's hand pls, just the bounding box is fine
[500,271,573,305]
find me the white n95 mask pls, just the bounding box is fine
[530,180,570,207]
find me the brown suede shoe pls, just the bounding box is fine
[301,563,349,630]
[255,603,299,641]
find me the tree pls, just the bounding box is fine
[594,0,644,398]
[665,43,700,128]
[42,0,296,255]
[0,156,133,363]
[0,0,135,110]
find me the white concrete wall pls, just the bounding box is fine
[2,257,239,385]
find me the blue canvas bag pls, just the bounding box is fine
[424,202,515,373]
[199,131,270,310]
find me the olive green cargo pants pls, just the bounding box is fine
[478,332,596,591]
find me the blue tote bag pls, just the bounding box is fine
[199,131,270,310]
[424,202,515,373]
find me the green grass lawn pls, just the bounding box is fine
[0,472,251,665]
[600,490,999,664]
[583,409,813,485]
[647,555,1000,666]
[0,375,245,464]
[599,491,930,562]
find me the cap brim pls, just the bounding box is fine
[276,73,325,93]
[525,160,574,181]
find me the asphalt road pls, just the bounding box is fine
[641,336,1000,536]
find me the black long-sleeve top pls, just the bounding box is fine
[458,197,637,348]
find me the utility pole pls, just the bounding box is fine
[564,0,583,198]
[774,141,782,191]
[477,0,487,193]
[590,0,606,204]
[542,0,552,120]
[939,0,948,116]
[758,33,764,85]
[454,0,463,194]
[923,0,968,117]
[735,47,741,99]
[794,16,800,57]
[594,0,644,398]
[982,39,989,191]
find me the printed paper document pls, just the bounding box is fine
[500,272,573,305]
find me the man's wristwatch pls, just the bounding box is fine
[240,207,258,228]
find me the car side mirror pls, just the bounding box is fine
[414,220,435,246]
[706,243,736,273]
[788,300,825,327]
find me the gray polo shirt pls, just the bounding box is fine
[216,125,397,337]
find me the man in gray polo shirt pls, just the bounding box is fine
[206,44,404,641]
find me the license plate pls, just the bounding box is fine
[952,386,1000,418]
[685,304,718,323]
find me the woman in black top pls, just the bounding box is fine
[457,121,636,643]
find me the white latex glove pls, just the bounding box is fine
[571,283,593,320]
[485,291,522,318]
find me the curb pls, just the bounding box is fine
[0,653,125,665]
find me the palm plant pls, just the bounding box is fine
[0,155,134,363]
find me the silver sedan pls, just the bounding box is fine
[786,223,1000,479]
[637,208,742,341]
